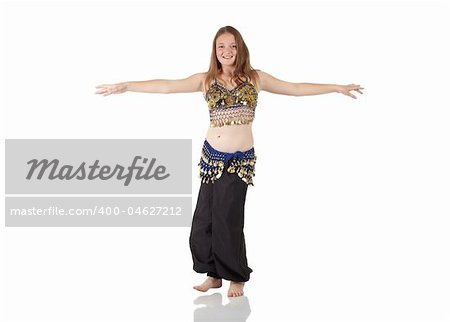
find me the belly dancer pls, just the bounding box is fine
[95,25,364,297]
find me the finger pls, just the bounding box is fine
[99,85,113,90]
[97,87,111,92]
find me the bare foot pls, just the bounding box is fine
[193,277,222,292]
[228,281,245,297]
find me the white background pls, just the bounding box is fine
[1,0,449,321]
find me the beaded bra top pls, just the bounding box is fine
[204,77,258,127]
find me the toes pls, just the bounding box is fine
[194,285,207,292]
[228,289,241,297]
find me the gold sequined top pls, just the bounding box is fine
[204,77,258,127]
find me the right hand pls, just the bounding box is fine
[95,83,127,96]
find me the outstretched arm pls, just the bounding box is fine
[257,70,364,99]
[95,73,205,96]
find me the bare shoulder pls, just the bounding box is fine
[250,69,260,93]
[199,72,208,94]
[254,69,267,83]
[252,69,263,93]
[191,72,208,90]
[252,69,297,95]
[166,72,207,94]
[187,72,208,95]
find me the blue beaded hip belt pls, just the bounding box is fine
[198,139,257,185]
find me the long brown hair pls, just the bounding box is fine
[204,26,260,91]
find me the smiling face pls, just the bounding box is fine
[216,32,237,67]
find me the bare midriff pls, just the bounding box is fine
[205,123,254,153]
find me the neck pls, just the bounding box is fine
[220,65,235,77]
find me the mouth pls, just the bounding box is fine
[223,56,233,60]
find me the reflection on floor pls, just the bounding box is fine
[193,292,251,322]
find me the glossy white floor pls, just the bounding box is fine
[2,196,449,322]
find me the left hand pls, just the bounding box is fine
[336,84,364,99]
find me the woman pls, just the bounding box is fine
[95,25,364,298]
